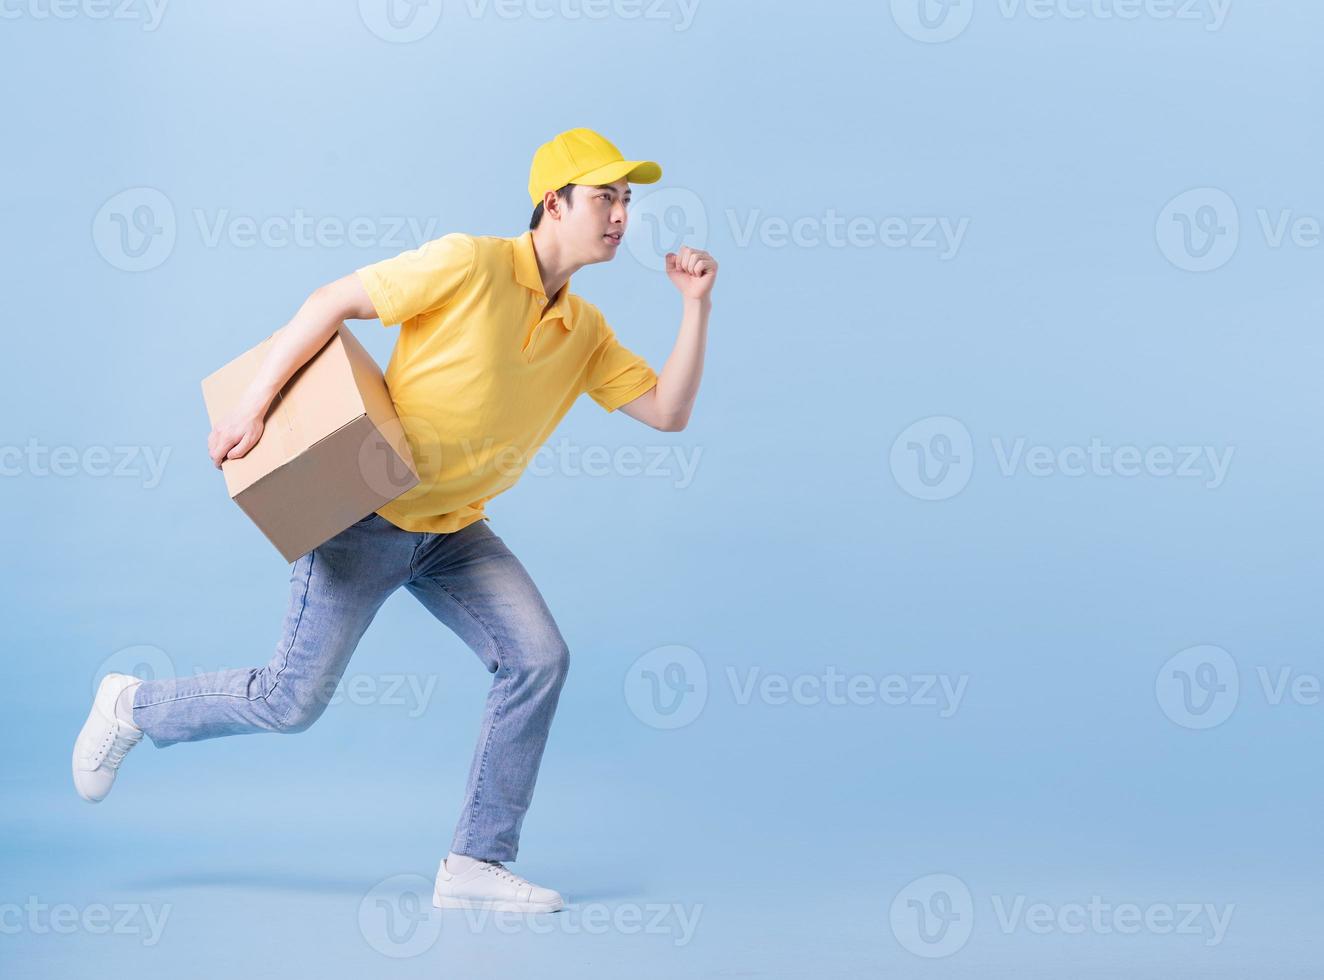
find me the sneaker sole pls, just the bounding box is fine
[433,891,564,914]
[70,751,106,803]
[72,697,113,803]
[71,674,140,803]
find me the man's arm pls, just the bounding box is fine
[207,273,377,468]
[617,245,718,432]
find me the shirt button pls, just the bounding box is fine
[537,297,546,305]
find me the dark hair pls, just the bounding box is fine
[529,183,576,230]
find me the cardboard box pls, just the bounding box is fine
[201,323,419,562]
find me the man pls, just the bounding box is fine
[71,127,717,913]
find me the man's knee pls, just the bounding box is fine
[514,634,570,691]
[256,646,344,733]
[265,678,335,734]
[274,695,328,734]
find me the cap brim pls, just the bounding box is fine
[574,159,662,187]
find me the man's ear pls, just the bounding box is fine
[542,188,564,221]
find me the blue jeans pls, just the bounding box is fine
[131,514,570,862]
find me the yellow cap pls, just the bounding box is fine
[528,127,661,208]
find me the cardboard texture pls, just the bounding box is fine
[201,324,419,562]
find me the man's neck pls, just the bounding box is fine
[529,227,578,301]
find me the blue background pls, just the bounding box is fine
[3,0,1321,976]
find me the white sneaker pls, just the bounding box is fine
[72,673,144,803]
[433,856,565,913]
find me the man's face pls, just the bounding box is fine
[558,178,632,265]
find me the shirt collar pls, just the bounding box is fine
[513,230,574,329]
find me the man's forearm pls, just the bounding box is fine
[238,285,358,420]
[651,295,711,429]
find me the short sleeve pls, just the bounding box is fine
[582,318,658,412]
[355,232,476,327]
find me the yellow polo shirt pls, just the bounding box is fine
[355,230,659,534]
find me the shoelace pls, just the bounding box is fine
[103,725,142,769]
[480,861,529,887]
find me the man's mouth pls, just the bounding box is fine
[603,232,622,246]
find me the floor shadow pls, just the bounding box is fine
[560,884,647,903]
[120,870,380,895]
[123,870,650,903]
